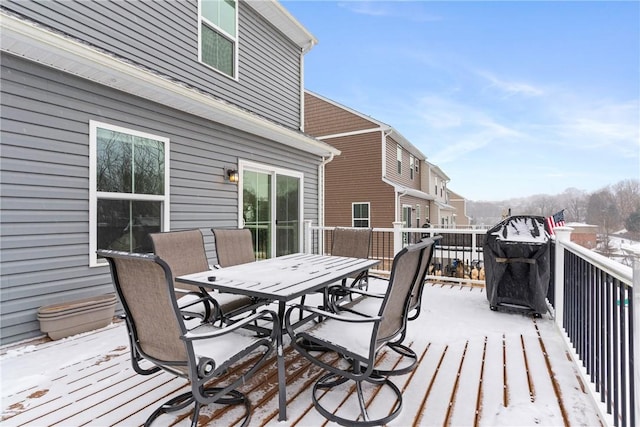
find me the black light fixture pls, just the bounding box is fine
[224,167,239,183]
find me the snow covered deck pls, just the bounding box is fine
[1,283,604,426]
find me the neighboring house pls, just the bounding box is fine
[423,161,457,227]
[305,90,457,232]
[448,189,471,227]
[566,222,598,249]
[0,0,339,344]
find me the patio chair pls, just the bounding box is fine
[150,229,254,324]
[284,239,431,426]
[331,226,372,289]
[211,228,256,267]
[332,236,440,375]
[98,249,277,427]
[306,227,372,311]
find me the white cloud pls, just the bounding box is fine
[338,1,442,22]
[476,70,545,98]
[550,99,639,158]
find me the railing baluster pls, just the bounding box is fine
[307,224,635,426]
[619,279,627,427]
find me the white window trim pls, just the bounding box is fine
[238,159,305,255]
[409,155,414,180]
[352,202,371,228]
[198,0,239,81]
[89,120,170,267]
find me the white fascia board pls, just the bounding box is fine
[426,161,451,181]
[435,200,456,211]
[0,12,338,158]
[246,0,317,52]
[382,177,435,201]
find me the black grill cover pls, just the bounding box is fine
[484,215,550,315]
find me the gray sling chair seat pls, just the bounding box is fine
[98,250,277,427]
[211,228,256,268]
[300,227,373,320]
[283,239,432,426]
[326,227,373,305]
[150,229,262,325]
[330,236,441,376]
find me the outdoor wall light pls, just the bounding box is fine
[224,167,239,183]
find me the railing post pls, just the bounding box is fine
[393,221,403,256]
[303,220,312,254]
[633,249,640,426]
[553,226,573,326]
[471,232,477,261]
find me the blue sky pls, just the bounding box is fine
[282,0,639,201]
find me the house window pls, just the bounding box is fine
[89,121,170,266]
[199,0,237,78]
[415,159,419,173]
[410,155,415,179]
[416,204,421,227]
[397,145,402,174]
[352,202,370,228]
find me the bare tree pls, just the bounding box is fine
[612,179,640,225]
[586,187,621,233]
[555,187,586,222]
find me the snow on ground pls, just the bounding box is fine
[1,282,605,426]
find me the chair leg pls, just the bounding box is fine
[144,391,194,427]
[144,388,250,427]
[190,401,202,427]
[355,381,369,422]
[373,342,418,376]
[311,371,403,426]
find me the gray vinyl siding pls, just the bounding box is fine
[0,53,320,344]
[1,0,303,129]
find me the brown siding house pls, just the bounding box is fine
[305,91,436,230]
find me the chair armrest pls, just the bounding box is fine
[287,304,381,324]
[367,273,390,281]
[330,286,385,299]
[182,309,278,341]
[176,289,221,323]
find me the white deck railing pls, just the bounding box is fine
[303,221,638,427]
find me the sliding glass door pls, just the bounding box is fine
[240,162,302,259]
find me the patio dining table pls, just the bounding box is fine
[176,252,379,421]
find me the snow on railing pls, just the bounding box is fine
[303,221,637,427]
[303,221,488,286]
[553,227,636,427]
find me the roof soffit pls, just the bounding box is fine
[1,12,338,157]
[245,0,317,52]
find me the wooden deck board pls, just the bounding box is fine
[1,284,604,426]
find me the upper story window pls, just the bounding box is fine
[397,144,402,174]
[409,155,415,179]
[199,0,237,78]
[415,159,419,173]
[89,121,170,266]
[352,202,370,228]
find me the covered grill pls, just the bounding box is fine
[483,215,550,316]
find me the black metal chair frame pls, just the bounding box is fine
[284,240,432,426]
[334,236,440,376]
[99,249,277,427]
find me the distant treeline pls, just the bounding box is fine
[467,179,640,238]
